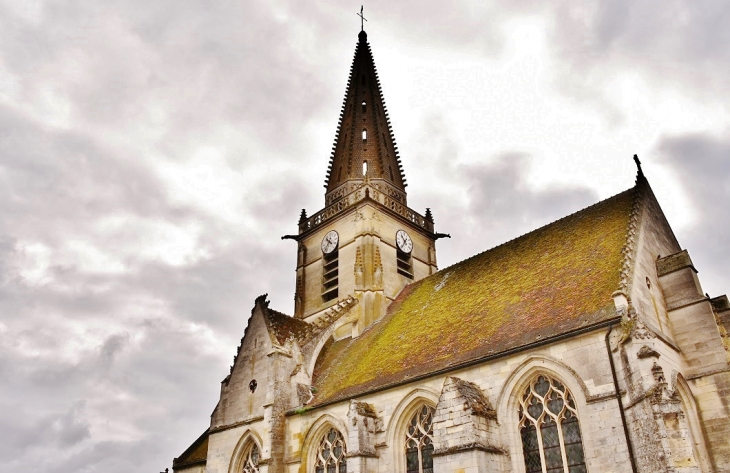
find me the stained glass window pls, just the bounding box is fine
[405,405,434,473]
[518,375,587,473]
[242,444,260,473]
[314,428,347,473]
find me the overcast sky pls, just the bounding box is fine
[1,1,729,471]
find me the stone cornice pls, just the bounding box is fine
[208,415,264,435]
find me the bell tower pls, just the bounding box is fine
[290,29,442,337]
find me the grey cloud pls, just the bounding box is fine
[549,1,730,96]
[406,115,598,268]
[0,2,726,472]
[657,132,730,295]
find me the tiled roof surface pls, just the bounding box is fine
[311,187,636,405]
[173,430,209,468]
[264,308,311,345]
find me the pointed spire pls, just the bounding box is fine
[324,31,407,198]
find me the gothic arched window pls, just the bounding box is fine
[405,405,434,473]
[242,443,260,473]
[315,428,347,473]
[518,375,587,473]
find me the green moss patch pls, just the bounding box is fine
[311,188,635,404]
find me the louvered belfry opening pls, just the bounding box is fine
[324,30,407,204]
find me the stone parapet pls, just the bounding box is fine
[300,179,433,235]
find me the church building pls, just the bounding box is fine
[172,27,730,473]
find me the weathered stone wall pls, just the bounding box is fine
[205,422,265,473]
[211,305,272,429]
[284,329,633,473]
[628,181,681,342]
[690,371,730,471]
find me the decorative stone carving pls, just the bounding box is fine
[373,247,383,289]
[637,345,661,359]
[354,247,364,287]
[300,295,360,344]
[618,180,645,293]
[632,319,657,341]
[297,383,314,406]
[346,400,379,458]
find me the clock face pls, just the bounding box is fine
[396,230,413,253]
[321,230,339,254]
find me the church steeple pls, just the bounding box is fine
[325,30,406,202]
[294,28,439,324]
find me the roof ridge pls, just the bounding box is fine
[402,185,638,292]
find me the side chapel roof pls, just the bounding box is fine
[263,307,311,345]
[172,429,209,469]
[311,184,641,405]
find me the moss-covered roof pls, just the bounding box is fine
[264,307,311,345]
[311,187,636,405]
[173,429,209,469]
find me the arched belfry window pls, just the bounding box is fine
[405,405,434,473]
[242,443,260,473]
[519,375,587,473]
[315,428,347,473]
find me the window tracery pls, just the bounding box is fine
[405,405,434,473]
[518,375,587,473]
[241,443,260,473]
[315,428,347,473]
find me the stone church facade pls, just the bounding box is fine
[173,29,730,473]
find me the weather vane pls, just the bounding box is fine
[357,6,367,31]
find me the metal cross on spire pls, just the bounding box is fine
[357,5,367,31]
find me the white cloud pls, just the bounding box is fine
[1,1,729,471]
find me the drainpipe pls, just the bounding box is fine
[605,323,638,473]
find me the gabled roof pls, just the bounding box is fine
[173,429,208,470]
[325,30,406,194]
[263,307,311,345]
[311,186,638,405]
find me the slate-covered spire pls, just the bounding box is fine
[325,30,406,198]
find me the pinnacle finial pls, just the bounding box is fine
[425,208,434,223]
[633,154,644,179]
[357,5,367,32]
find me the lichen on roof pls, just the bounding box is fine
[264,307,311,345]
[173,429,209,468]
[311,187,636,405]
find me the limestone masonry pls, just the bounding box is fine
[173,29,730,473]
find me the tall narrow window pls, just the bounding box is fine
[405,405,434,473]
[362,161,368,176]
[315,428,347,473]
[519,375,587,473]
[362,101,367,112]
[242,444,260,473]
[362,129,367,143]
